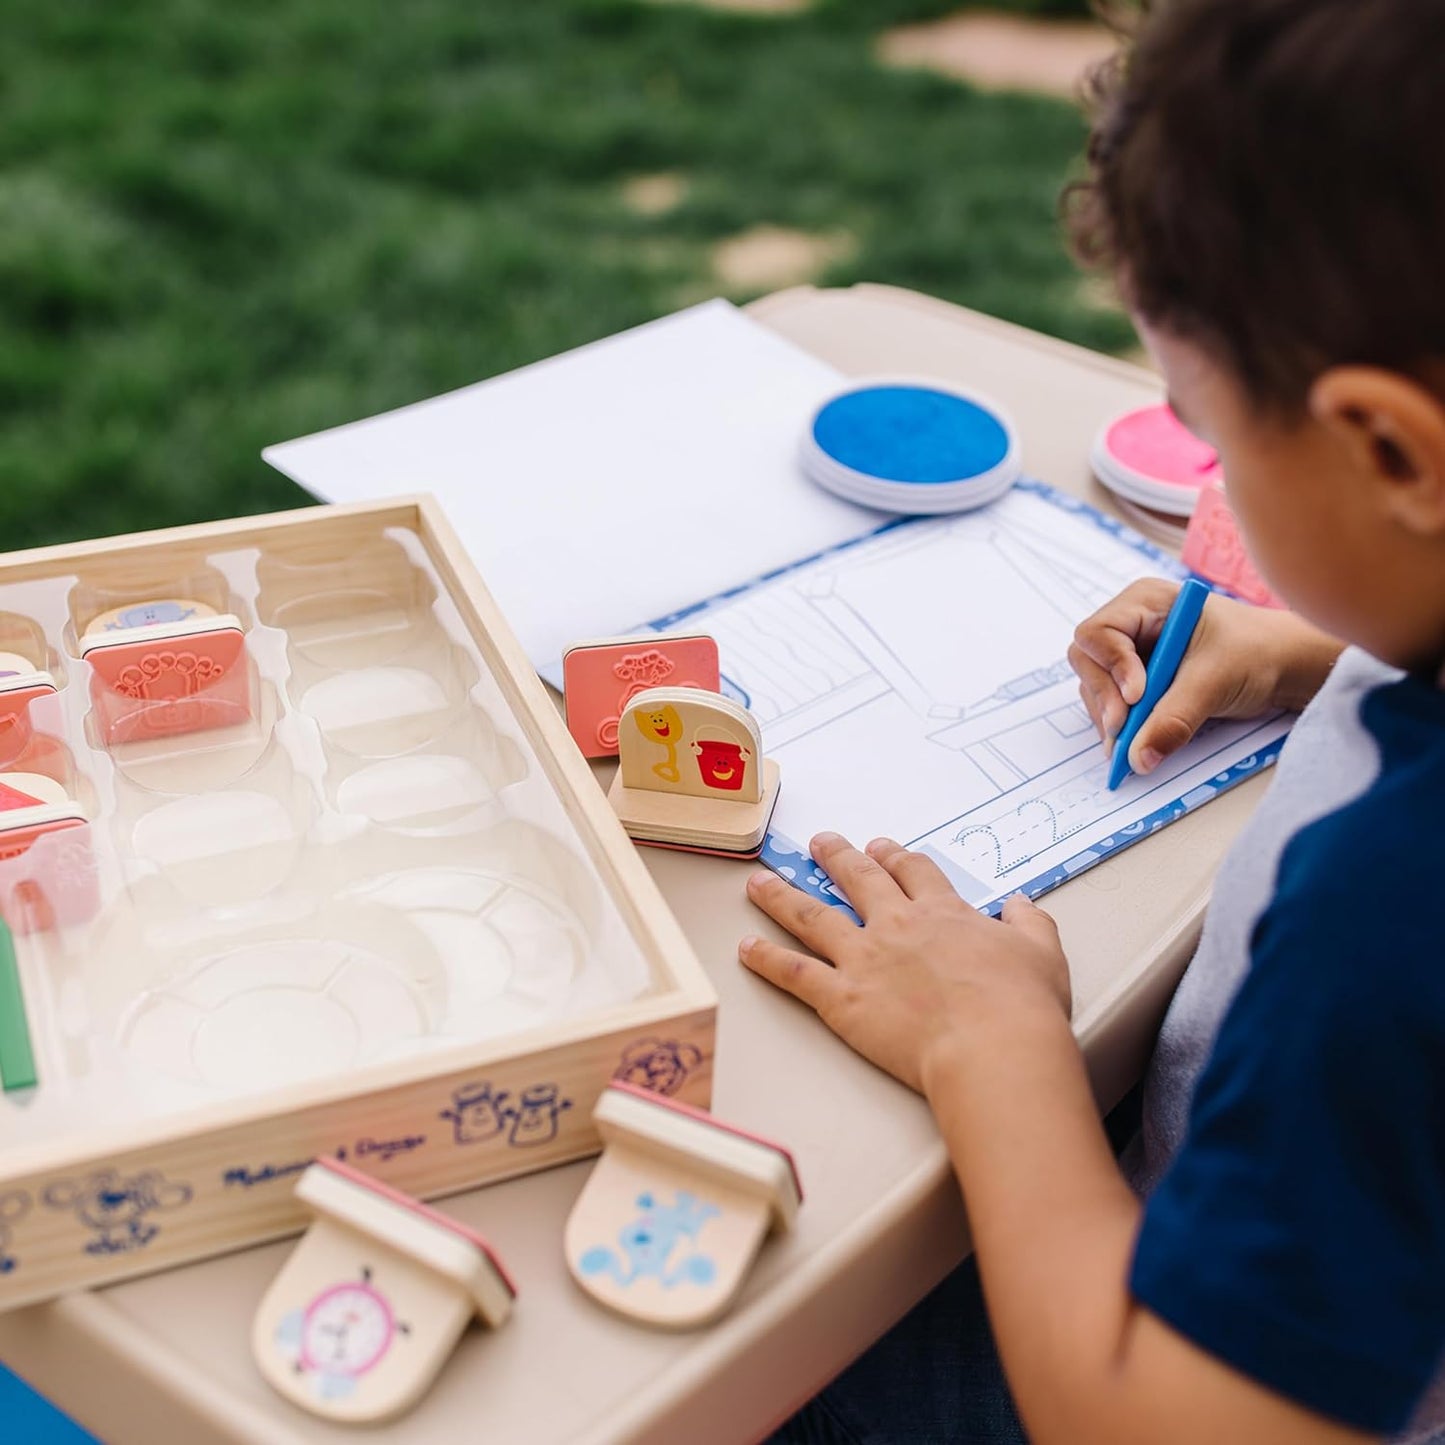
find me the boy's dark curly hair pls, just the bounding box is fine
[1065,0,1445,414]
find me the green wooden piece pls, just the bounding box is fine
[0,918,36,1092]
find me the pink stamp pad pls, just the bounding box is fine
[1091,403,1224,517]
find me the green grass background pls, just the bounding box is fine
[1,0,1127,548]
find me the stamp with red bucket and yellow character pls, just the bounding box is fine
[606,687,781,858]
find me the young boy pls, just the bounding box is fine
[740,1,1445,1441]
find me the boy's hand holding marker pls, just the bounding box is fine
[1070,579,1345,779]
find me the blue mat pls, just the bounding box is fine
[0,1362,100,1443]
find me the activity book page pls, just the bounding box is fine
[644,482,1291,916]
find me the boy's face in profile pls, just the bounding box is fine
[1135,318,1445,673]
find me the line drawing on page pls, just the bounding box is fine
[648,482,1291,915]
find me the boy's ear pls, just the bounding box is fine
[1310,367,1445,536]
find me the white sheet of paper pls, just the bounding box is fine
[637,484,1291,913]
[262,299,885,670]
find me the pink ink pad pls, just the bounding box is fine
[1090,403,1223,517]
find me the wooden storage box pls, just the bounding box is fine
[0,498,716,1311]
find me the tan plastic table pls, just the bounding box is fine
[0,284,1267,1445]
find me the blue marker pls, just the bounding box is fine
[1107,578,1211,791]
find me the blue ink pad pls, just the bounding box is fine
[801,380,1021,515]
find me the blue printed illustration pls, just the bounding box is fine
[579,1190,719,1289]
[613,1038,703,1098]
[43,1169,193,1255]
[275,1264,409,1402]
[0,1190,30,1274]
[441,1078,572,1148]
[440,1081,511,1144]
[507,1083,571,1147]
[106,601,198,630]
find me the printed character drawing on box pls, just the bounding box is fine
[43,1169,193,1255]
[579,1190,719,1289]
[635,703,684,784]
[507,1083,571,1148]
[0,1190,30,1273]
[106,601,199,630]
[440,1081,511,1146]
[273,1264,411,1404]
[614,1037,703,1097]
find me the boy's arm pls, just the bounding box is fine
[923,998,1376,1445]
[741,840,1379,1445]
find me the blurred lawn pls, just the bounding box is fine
[0,0,1127,548]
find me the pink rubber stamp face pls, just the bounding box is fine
[0,674,59,769]
[1182,485,1286,609]
[79,599,252,745]
[1092,404,1223,517]
[563,635,721,759]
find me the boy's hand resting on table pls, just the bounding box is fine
[1069,579,1344,776]
[740,834,1070,1094]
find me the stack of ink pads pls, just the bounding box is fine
[1089,402,1223,518]
[800,380,1021,515]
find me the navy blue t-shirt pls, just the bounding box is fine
[1131,670,1445,1434]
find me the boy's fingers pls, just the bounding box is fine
[1074,624,1149,705]
[738,935,836,1011]
[1072,578,1180,702]
[808,832,903,920]
[864,837,954,899]
[746,869,859,957]
[1068,644,1127,744]
[1001,892,1060,945]
[1128,663,1216,772]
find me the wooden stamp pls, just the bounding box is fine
[252,1157,515,1423]
[0,672,58,766]
[564,1081,801,1330]
[606,687,780,857]
[0,770,95,934]
[79,597,252,743]
[1181,485,1286,609]
[562,633,721,758]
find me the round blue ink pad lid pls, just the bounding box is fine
[813,384,1010,483]
[801,379,1021,515]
